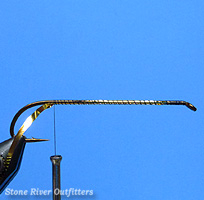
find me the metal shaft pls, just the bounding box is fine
[50,155,62,200]
[10,99,197,139]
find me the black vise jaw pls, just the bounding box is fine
[0,136,26,194]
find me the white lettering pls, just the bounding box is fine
[5,188,93,196]
[5,188,11,195]
[54,188,60,195]
[5,188,28,195]
[89,190,94,195]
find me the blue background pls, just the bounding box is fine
[0,1,203,199]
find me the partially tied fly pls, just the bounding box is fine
[0,99,197,194]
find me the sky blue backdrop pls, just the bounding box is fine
[0,1,203,199]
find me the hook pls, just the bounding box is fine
[10,100,197,141]
[0,99,196,194]
[11,103,53,143]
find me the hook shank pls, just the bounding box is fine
[10,100,197,141]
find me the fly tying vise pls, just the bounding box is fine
[0,100,197,194]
